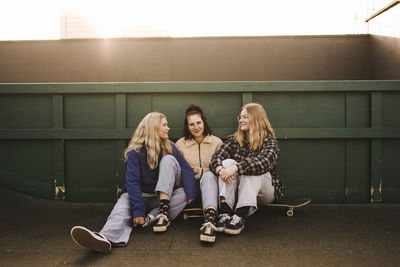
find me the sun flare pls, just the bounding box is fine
[1,0,399,40]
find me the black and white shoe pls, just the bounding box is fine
[71,226,111,253]
[216,213,231,232]
[224,214,245,235]
[200,222,217,243]
[142,214,156,228]
[153,214,170,232]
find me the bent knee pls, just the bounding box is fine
[222,159,237,168]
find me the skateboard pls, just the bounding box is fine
[263,198,311,217]
[183,207,203,220]
[183,198,311,219]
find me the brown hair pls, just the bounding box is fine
[183,104,212,139]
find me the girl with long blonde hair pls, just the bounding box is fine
[71,112,196,253]
[233,103,276,150]
[124,112,173,168]
[210,103,284,235]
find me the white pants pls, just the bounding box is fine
[218,159,275,217]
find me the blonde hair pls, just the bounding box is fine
[233,103,276,150]
[124,112,173,169]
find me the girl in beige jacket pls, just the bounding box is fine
[175,104,222,243]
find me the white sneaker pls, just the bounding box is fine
[71,226,111,253]
[200,222,217,243]
[153,214,170,232]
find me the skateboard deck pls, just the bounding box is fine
[183,198,311,219]
[264,198,311,217]
[183,207,203,220]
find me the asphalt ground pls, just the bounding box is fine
[1,185,399,267]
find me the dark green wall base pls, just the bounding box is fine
[1,81,399,203]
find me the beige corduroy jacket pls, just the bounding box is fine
[175,135,223,180]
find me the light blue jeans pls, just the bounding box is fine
[99,155,187,245]
[218,159,275,217]
[200,171,218,210]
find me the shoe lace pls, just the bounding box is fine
[156,213,169,225]
[200,222,217,234]
[229,214,242,225]
[218,213,230,223]
[142,216,151,228]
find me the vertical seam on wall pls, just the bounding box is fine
[345,92,349,202]
[370,91,383,203]
[52,94,65,200]
[242,92,253,105]
[115,93,127,200]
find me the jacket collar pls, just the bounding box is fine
[184,135,212,147]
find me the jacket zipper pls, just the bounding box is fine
[198,143,203,177]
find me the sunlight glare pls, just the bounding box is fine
[0,0,60,40]
[1,0,374,40]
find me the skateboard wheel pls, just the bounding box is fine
[286,209,294,217]
[183,213,189,220]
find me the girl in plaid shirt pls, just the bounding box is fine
[210,103,284,235]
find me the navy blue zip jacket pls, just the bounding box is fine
[123,143,197,218]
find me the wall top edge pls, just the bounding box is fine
[0,34,372,44]
[1,80,400,85]
[0,80,399,93]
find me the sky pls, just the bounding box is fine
[0,0,390,41]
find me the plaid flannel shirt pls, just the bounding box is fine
[210,134,284,201]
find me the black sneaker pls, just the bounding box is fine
[153,214,170,232]
[71,226,111,253]
[216,213,231,232]
[224,214,245,235]
[200,222,217,243]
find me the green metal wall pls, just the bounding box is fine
[1,81,399,203]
